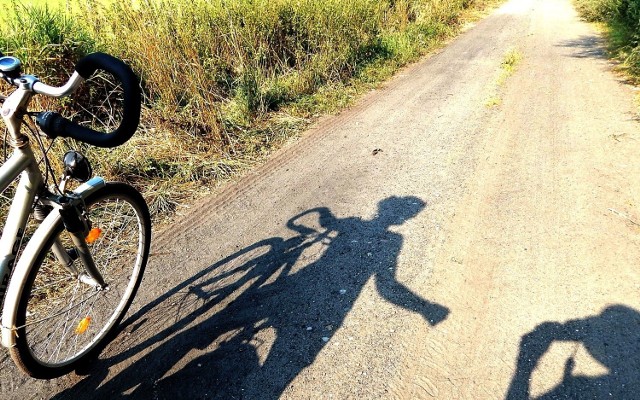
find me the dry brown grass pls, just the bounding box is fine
[0,0,493,220]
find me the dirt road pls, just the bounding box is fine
[3,0,640,398]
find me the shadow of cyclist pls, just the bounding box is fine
[54,196,449,399]
[506,305,640,399]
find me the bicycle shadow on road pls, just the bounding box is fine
[54,195,449,399]
[506,305,640,399]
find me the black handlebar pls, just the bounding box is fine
[36,52,141,148]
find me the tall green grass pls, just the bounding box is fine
[0,0,490,218]
[574,0,640,77]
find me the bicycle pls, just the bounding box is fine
[0,52,151,379]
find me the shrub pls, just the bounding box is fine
[574,0,640,78]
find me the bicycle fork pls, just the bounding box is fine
[60,199,106,289]
[39,177,108,290]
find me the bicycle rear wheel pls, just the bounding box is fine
[9,182,151,379]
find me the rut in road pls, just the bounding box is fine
[3,0,640,398]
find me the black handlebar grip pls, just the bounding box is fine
[37,52,141,148]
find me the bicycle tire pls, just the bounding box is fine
[8,182,151,379]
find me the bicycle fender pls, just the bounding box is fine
[1,207,62,348]
[73,177,106,199]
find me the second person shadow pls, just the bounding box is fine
[56,196,449,399]
[506,305,640,399]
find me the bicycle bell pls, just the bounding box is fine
[63,150,92,183]
[0,56,22,79]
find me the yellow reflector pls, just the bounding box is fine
[75,317,91,334]
[86,228,102,244]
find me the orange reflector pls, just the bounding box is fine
[86,228,102,244]
[75,317,91,334]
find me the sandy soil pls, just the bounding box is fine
[2,0,640,398]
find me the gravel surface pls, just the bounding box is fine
[2,0,640,398]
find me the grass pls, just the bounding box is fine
[0,0,502,221]
[485,95,502,107]
[485,47,523,107]
[499,48,522,80]
[574,0,640,82]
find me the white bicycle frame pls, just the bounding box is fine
[0,72,106,348]
[0,144,44,302]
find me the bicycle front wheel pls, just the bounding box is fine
[9,182,151,379]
